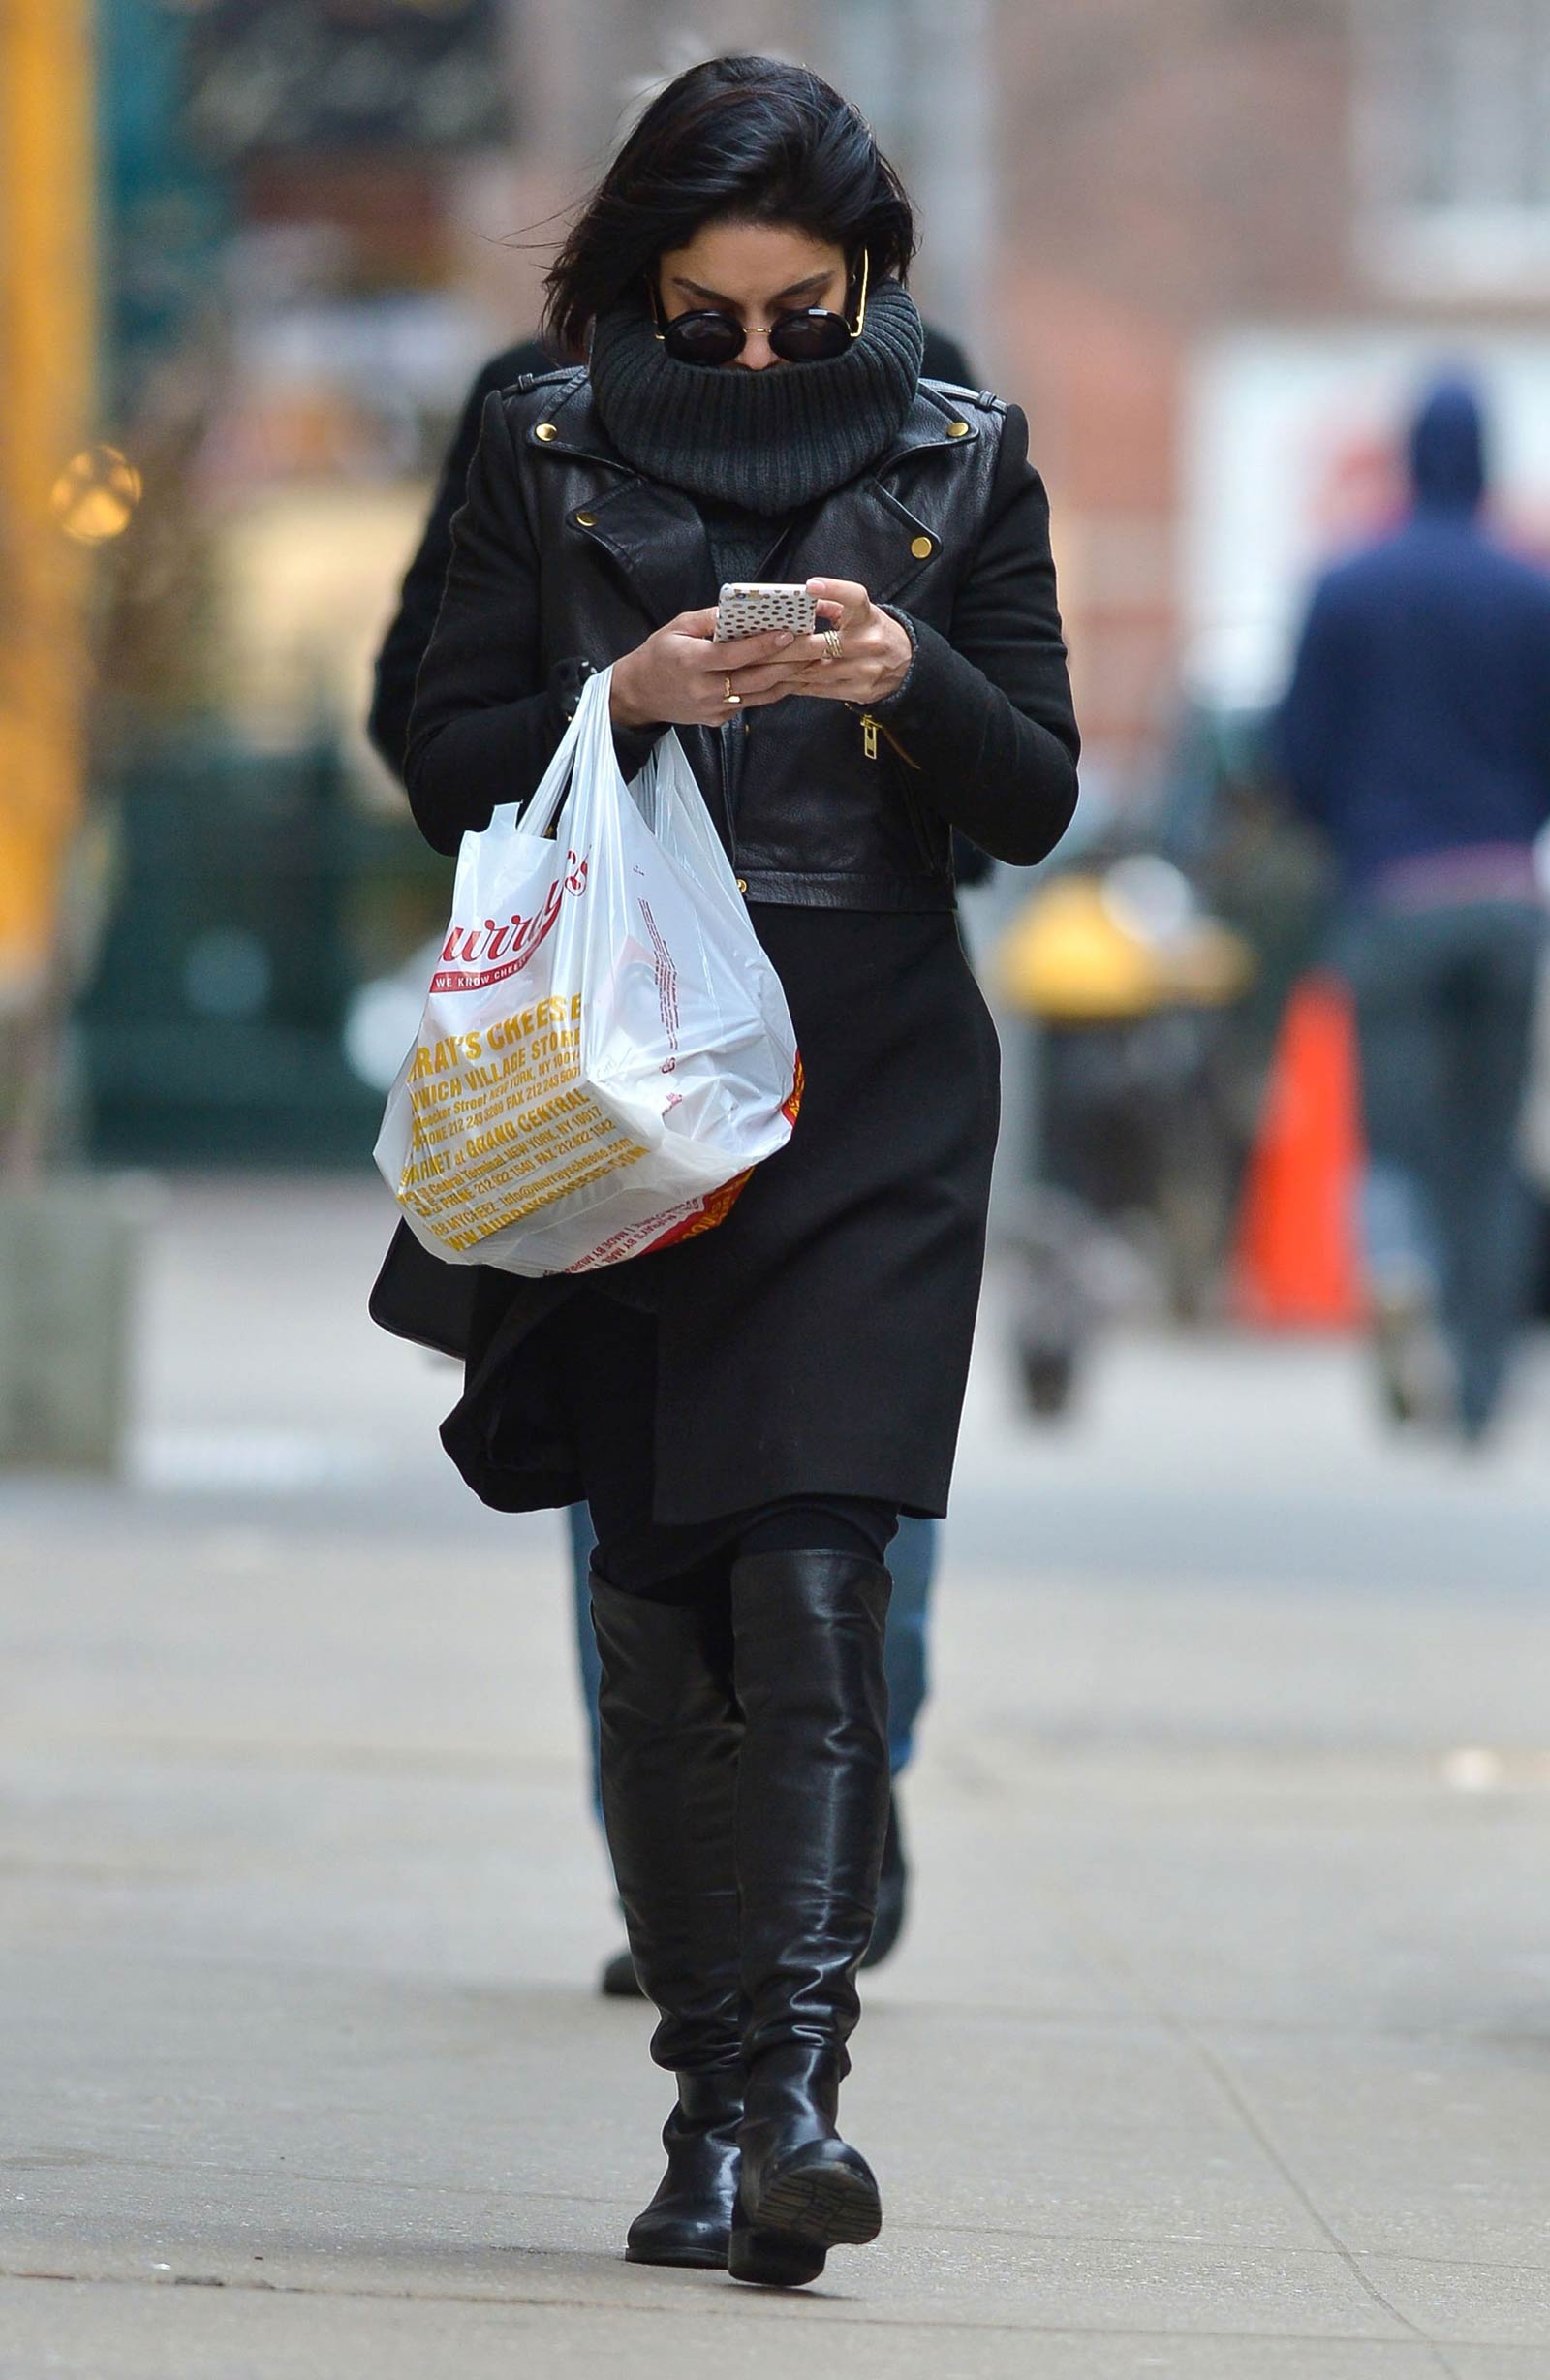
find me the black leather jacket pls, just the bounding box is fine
[405,368,1079,904]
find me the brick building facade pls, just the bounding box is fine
[991,1,1355,795]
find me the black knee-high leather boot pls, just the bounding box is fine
[589,1571,743,2269]
[727,1550,893,2287]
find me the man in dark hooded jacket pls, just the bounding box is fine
[1277,377,1550,1438]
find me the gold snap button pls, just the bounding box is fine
[735,877,748,894]
[947,420,970,437]
[574,510,596,528]
[910,534,933,559]
[535,422,558,442]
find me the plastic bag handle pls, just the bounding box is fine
[515,665,617,843]
[629,728,749,912]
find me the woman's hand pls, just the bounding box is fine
[609,610,798,729]
[729,578,914,707]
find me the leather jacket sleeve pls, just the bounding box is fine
[870,403,1079,866]
[403,394,660,853]
[401,392,565,853]
[369,342,552,784]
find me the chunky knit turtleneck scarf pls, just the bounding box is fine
[588,277,925,518]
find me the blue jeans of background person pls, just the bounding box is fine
[1335,897,1545,1436]
[567,1501,934,1822]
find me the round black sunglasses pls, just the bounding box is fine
[654,252,869,368]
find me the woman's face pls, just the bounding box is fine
[655,220,848,371]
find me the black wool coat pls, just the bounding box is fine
[371,360,1078,1522]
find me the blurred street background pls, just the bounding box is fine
[6,2,1550,2371]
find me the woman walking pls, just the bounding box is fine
[388,54,1078,2287]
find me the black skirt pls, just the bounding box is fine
[432,902,1000,1524]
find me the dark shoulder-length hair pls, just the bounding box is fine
[542,55,915,359]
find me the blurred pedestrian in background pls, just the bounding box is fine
[368,231,986,2011]
[1277,377,1550,1440]
[371,52,1077,2288]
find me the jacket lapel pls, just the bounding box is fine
[523,379,716,624]
[573,476,719,624]
[781,389,983,606]
[780,480,938,608]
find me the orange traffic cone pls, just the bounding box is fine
[1232,971,1367,1329]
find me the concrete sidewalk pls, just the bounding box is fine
[3,1180,1550,2377]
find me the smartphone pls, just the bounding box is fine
[714,581,818,642]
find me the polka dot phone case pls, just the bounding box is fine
[714,582,819,642]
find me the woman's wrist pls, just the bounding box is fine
[871,606,917,705]
[609,649,654,730]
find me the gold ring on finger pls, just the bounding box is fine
[724,673,741,706]
[822,627,844,663]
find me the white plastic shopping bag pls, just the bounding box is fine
[374,668,801,1277]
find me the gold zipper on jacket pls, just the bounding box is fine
[858,710,922,770]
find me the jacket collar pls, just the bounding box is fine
[878,382,984,465]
